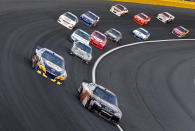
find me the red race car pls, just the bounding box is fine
[172,26,189,38]
[133,13,151,25]
[90,30,107,50]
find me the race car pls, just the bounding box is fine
[172,26,189,38]
[77,82,122,123]
[110,4,128,16]
[105,28,122,44]
[57,12,78,30]
[69,29,90,45]
[133,13,151,26]
[32,46,67,85]
[156,12,175,23]
[80,11,100,27]
[132,27,150,40]
[69,41,92,64]
[90,30,107,50]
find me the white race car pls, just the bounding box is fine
[132,28,150,40]
[69,29,90,45]
[156,12,175,23]
[110,4,128,16]
[57,12,78,30]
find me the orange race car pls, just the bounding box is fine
[133,13,151,25]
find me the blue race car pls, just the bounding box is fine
[32,46,67,85]
[80,11,100,27]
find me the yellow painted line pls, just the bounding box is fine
[111,0,195,9]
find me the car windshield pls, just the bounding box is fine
[94,32,106,41]
[138,14,147,19]
[115,4,125,10]
[177,26,187,33]
[76,42,92,54]
[93,86,118,106]
[138,28,149,35]
[109,28,121,37]
[85,11,97,20]
[42,50,64,68]
[162,12,170,18]
[75,29,90,41]
[65,12,76,21]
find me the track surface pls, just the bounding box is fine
[0,0,195,131]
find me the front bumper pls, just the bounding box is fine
[90,40,104,50]
[71,50,91,63]
[34,65,65,85]
[92,104,120,123]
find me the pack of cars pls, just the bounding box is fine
[32,3,190,125]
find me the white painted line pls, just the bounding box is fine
[116,124,124,131]
[193,79,195,88]
[92,39,195,131]
[92,39,195,83]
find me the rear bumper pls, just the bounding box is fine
[133,17,147,25]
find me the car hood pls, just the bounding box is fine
[106,31,118,39]
[72,34,90,44]
[82,14,95,22]
[62,16,76,24]
[72,47,91,58]
[133,30,147,38]
[174,28,184,34]
[43,59,64,76]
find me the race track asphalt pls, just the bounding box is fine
[0,0,195,131]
